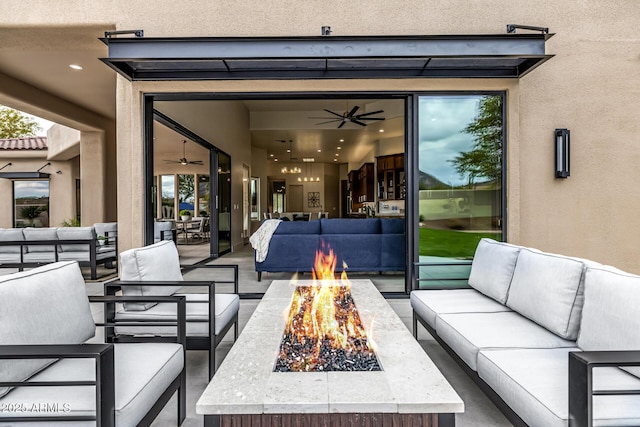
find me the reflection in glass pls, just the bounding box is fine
[250,177,259,220]
[417,95,503,288]
[178,174,195,214]
[161,175,175,219]
[198,175,210,217]
[218,153,231,254]
[14,180,50,228]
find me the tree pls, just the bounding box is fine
[449,96,503,187]
[0,106,41,138]
[178,174,195,203]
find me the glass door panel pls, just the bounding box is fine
[218,152,231,255]
[416,95,504,289]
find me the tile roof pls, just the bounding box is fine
[0,136,47,150]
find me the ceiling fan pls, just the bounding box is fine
[163,140,204,166]
[311,105,385,128]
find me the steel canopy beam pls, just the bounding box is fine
[100,34,553,80]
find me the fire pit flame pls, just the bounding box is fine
[275,245,381,372]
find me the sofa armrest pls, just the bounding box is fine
[180,264,239,293]
[569,350,640,427]
[413,260,472,290]
[0,343,115,426]
[89,295,187,347]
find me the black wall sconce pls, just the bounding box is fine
[555,129,570,178]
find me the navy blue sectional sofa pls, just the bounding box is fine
[254,218,405,281]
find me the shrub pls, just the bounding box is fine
[61,218,81,227]
[179,209,191,216]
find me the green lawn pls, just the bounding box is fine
[419,227,500,258]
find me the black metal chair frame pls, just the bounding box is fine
[0,295,187,427]
[105,264,239,379]
[569,350,640,427]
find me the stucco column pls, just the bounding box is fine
[79,131,106,225]
[115,75,145,253]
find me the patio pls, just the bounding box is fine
[81,244,512,427]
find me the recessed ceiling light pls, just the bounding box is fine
[274,158,278,162]
[335,153,339,156]
[69,64,83,70]
[339,139,344,142]
[317,149,322,152]
[270,154,274,157]
[286,149,291,153]
[379,129,385,133]
[334,159,337,162]
[337,146,341,150]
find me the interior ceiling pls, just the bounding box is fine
[156,99,405,165]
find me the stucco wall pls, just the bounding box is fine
[3,1,638,271]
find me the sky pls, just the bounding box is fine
[418,95,485,187]
[25,112,54,136]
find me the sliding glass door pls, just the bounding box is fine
[415,94,505,289]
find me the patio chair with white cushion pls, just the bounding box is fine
[0,261,186,426]
[106,240,239,379]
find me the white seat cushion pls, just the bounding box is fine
[0,253,22,262]
[467,238,521,303]
[410,289,512,329]
[22,252,57,263]
[0,262,95,398]
[435,312,576,371]
[115,293,239,336]
[0,343,183,427]
[119,241,183,310]
[478,348,640,427]
[59,251,116,262]
[506,249,587,340]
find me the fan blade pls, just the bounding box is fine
[337,120,347,129]
[346,106,360,118]
[188,161,204,165]
[351,119,367,127]
[356,110,384,118]
[323,109,344,118]
[164,160,181,163]
[315,119,343,125]
[356,117,385,121]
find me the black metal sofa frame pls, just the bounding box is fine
[0,235,118,280]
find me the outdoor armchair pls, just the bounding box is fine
[105,240,239,379]
[0,261,187,427]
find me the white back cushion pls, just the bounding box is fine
[578,267,640,351]
[578,267,640,378]
[0,228,25,254]
[0,261,95,397]
[468,238,521,304]
[56,227,95,252]
[506,249,586,340]
[119,241,183,310]
[23,228,58,253]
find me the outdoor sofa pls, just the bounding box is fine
[0,260,186,426]
[0,223,118,279]
[253,217,405,281]
[411,238,640,427]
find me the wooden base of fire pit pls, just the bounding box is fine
[207,412,451,426]
[197,280,463,427]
